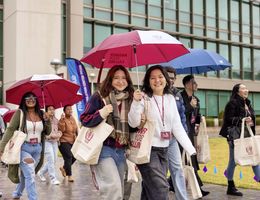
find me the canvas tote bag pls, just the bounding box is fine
[128,99,156,164]
[1,110,27,164]
[126,159,142,183]
[234,118,260,166]
[71,120,114,165]
[196,116,210,164]
[182,151,202,199]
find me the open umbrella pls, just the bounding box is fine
[81,30,189,84]
[161,48,232,74]
[0,105,10,116]
[6,74,81,109]
[3,109,16,123]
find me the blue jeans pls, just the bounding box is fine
[13,142,42,200]
[92,145,126,200]
[168,138,188,200]
[38,141,58,180]
[227,141,260,180]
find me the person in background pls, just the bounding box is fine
[181,75,210,197]
[37,105,62,185]
[0,115,5,140]
[58,105,78,182]
[0,92,51,200]
[80,65,135,200]
[165,67,188,200]
[128,65,196,200]
[220,83,260,196]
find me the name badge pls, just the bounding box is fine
[161,131,171,140]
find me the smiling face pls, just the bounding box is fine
[112,69,128,92]
[25,95,37,108]
[238,84,249,99]
[149,69,166,96]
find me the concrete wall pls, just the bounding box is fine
[3,0,62,103]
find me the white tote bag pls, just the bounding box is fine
[126,159,142,183]
[182,152,202,200]
[234,118,260,166]
[71,120,114,165]
[196,116,210,164]
[1,110,27,165]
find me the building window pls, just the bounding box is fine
[218,0,228,40]
[193,39,204,49]
[195,90,206,116]
[219,43,230,79]
[242,2,250,44]
[219,91,230,114]
[231,45,241,79]
[243,47,252,80]
[206,0,216,38]
[206,42,217,77]
[179,0,191,33]
[131,0,146,27]
[207,91,218,117]
[230,0,240,42]
[253,4,260,45]
[114,0,129,24]
[83,22,93,54]
[192,0,204,36]
[253,93,260,115]
[94,24,111,45]
[254,49,260,80]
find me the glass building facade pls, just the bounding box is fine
[82,0,260,117]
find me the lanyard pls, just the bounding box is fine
[153,95,165,127]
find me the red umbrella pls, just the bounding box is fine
[3,109,16,123]
[0,105,10,116]
[80,30,189,84]
[6,74,81,109]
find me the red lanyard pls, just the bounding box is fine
[153,95,165,127]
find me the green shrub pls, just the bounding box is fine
[218,110,224,120]
[206,118,215,127]
[256,117,260,126]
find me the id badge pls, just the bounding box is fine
[161,131,171,140]
[30,138,38,144]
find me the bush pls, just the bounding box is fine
[206,118,215,127]
[256,117,260,126]
[218,110,224,120]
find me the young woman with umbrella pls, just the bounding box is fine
[0,92,52,200]
[80,65,135,199]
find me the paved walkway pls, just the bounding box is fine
[0,158,259,200]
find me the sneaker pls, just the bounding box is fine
[51,179,60,185]
[37,172,46,182]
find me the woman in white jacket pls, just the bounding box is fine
[128,65,196,200]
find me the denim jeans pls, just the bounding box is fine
[13,142,42,200]
[227,141,260,180]
[137,147,169,200]
[168,138,188,200]
[92,145,126,200]
[39,141,58,181]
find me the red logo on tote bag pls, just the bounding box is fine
[85,129,94,143]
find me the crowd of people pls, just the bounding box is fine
[0,65,259,200]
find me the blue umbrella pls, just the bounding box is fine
[161,48,232,74]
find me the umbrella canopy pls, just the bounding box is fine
[81,30,189,69]
[161,48,232,74]
[3,109,16,123]
[0,105,10,116]
[6,74,81,109]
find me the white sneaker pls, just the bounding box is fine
[37,172,46,182]
[51,179,60,185]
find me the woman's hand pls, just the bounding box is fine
[99,104,113,119]
[133,89,143,101]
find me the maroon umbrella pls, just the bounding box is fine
[3,110,16,123]
[81,30,189,84]
[6,74,81,109]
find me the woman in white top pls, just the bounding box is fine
[128,65,196,200]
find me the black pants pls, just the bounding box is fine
[137,147,169,200]
[59,142,76,176]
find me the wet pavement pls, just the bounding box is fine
[0,157,259,200]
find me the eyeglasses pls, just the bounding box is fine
[25,96,37,101]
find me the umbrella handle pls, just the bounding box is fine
[97,60,104,84]
[133,45,140,89]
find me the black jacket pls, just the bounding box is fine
[219,95,255,138]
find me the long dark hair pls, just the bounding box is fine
[99,65,134,98]
[19,92,43,121]
[230,83,242,100]
[142,65,172,97]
